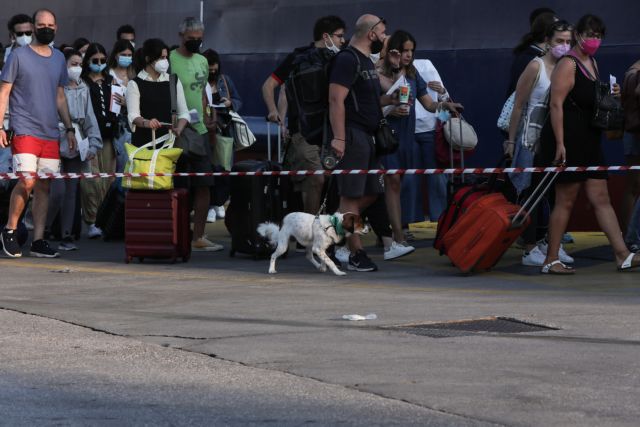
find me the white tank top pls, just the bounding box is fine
[526,57,550,116]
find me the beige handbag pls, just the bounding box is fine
[444,116,478,151]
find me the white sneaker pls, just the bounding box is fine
[384,241,415,261]
[87,224,102,239]
[522,246,546,266]
[214,205,226,219]
[206,208,217,223]
[192,235,224,252]
[335,246,351,263]
[538,241,574,264]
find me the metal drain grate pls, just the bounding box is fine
[382,317,559,338]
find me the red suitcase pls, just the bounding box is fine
[125,189,191,263]
[442,172,557,274]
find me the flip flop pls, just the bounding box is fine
[617,252,640,272]
[541,260,575,275]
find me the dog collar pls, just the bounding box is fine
[329,215,345,237]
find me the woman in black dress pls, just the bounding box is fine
[540,14,639,274]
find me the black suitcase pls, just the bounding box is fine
[225,160,288,259]
[96,179,126,241]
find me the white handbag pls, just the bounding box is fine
[497,92,515,132]
[444,116,478,151]
[229,111,256,151]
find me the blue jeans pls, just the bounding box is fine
[113,128,131,173]
[415,131,448,221]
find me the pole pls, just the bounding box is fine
[200,1,204,22]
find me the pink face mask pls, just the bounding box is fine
[579,37,601,56]
[550,43,571,59]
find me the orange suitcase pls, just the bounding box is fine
[442,172,557,274]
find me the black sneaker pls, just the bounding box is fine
[30,239,60,258]
[326,245,342,266]
[348,249,378,272]
[1,228,22,258]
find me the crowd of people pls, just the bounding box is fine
[0,7,639,274]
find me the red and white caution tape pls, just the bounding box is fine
[0,166,639,180]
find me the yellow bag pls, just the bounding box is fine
[123,131,183,190]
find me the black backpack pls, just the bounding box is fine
[285,47,361,146]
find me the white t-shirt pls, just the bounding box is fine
[414,59,446,133]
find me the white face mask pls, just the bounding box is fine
[15,35,32,47]
[369,52,381,64]
[153,58,170,74]
[324,36,340,54]
[67,66,82,83]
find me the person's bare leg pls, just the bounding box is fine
[192,186,210,241]
[6,178,36,230]
[384,175,403,242]
[544,182,581,265]
[31,180,50,241]
[584,179,632,264]
[303,175,325,214]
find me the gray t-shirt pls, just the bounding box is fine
[1,45,68,141]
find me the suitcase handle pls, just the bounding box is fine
[512,171,559,228]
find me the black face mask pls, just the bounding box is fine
[370,36,384,55]
[184,39,202,53]
[35,27,55,45]
[208,71,218,83]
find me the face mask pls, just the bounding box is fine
[208,71,218,83]
[369,52,380,64]
[89,63,107,73]
[324,36,340,54]
[67,66,82,83]
[118,55,133,68]
[370,35,384,55]
[34,27,55,45]
[184,39,202,53]
[579,36,601,56]
[154,58,170,74]
[15,35,32,47]
[550,43,571,59]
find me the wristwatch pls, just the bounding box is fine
[66,127,75,134]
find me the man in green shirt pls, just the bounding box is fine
[170,17,222,252]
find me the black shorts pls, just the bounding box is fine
[174,133,215,188]
[336,127,383,199]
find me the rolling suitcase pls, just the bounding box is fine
[124,189,191,263]
[225,159,286,259]
[96,179,126,241]
[442,172,557,274]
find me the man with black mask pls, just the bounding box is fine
[169,17,223,253]
[328,14,396,272]
[0,8,77,258]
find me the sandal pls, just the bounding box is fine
[617,252,640,272]
[541,260,575,275]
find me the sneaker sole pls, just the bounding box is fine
[347,264,377,272]
[1,237,22,258]
[192,247,224,252]
[30,252,60,258]
[58,247,78,252]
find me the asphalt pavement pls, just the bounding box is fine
[1,221,639,426]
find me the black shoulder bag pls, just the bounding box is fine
[568,55,624,131]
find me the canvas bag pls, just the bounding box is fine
[123,130,182,190]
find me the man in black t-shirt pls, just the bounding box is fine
[261,16,346,217]
[328,14,397,272]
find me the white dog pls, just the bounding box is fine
[257,212,367,276]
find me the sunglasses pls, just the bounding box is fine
[369,17,386,32]
[15,31,33,37]
[90,58,107,65]
[551,22,574,32]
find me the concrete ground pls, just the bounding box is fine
[1,221,639,426]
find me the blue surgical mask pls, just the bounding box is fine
[89,63,107,73]
[117,55,133,68]
[436,107,451,122]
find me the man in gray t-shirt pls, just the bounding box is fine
[0,8,76,259]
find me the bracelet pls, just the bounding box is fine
[333,138,345,141]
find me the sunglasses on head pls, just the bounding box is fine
[369,17,386,32]
[15,31,33,37]
[551,21,574,32]
[90,58,107,65]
